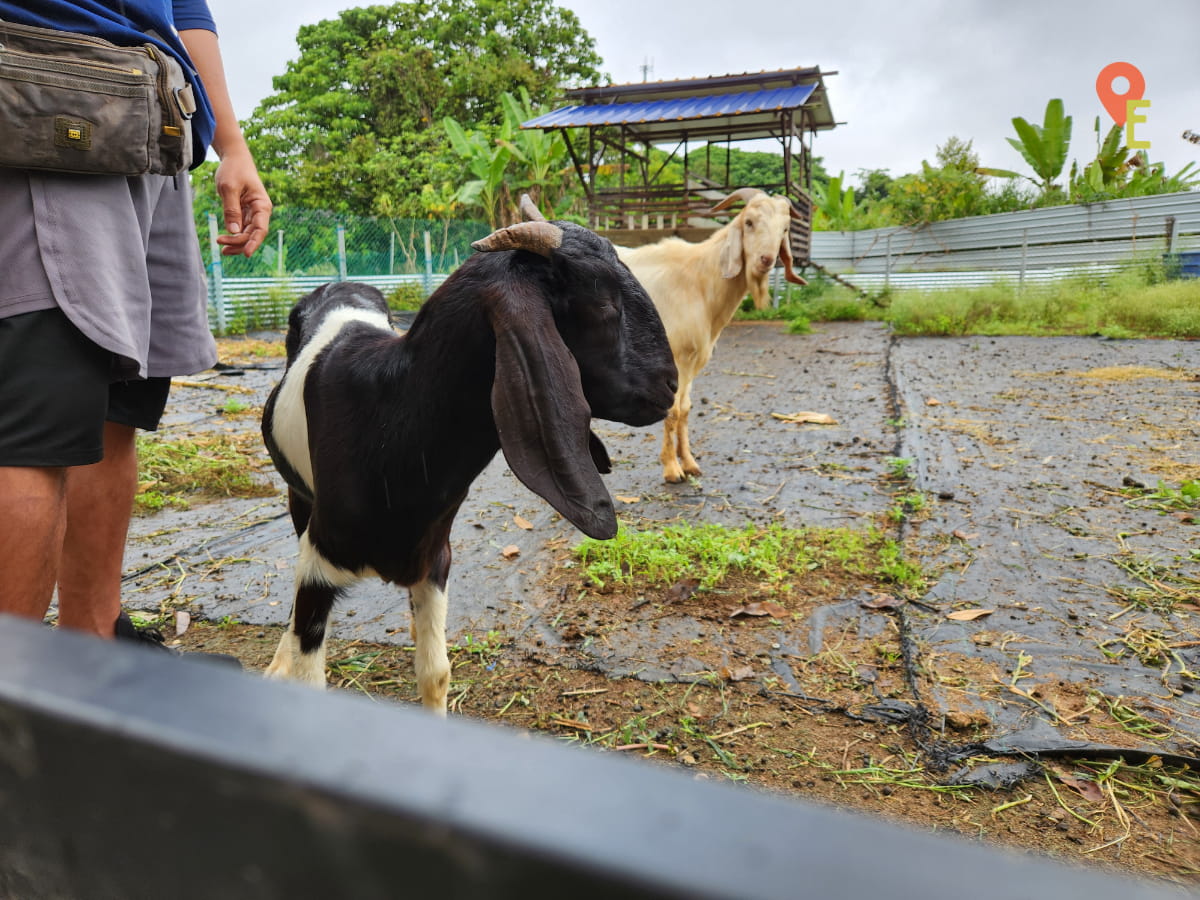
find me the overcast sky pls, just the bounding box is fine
[208,0,1199,187]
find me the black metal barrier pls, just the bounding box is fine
[0,616,1185,899]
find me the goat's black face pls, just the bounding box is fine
[547,224,677,426]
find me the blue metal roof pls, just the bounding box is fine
[523,83,817,130]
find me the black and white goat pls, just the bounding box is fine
[260,197,677,714]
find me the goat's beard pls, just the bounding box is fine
[747,273,773,311]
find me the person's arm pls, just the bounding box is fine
[178,28,272,257]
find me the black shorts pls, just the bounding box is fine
[0,308,172,467]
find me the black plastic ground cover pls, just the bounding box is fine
[0,616,1186,900]
[120,322,1200,761]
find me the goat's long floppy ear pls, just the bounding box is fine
[489,291,618,540]
[589,431,612,474]
[778,233,808,286]
[719,217,744,279]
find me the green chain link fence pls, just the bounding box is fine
[197,207,491,334]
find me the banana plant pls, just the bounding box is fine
[981,99,1072,197]
[1068,117,1132,200]
[442,116,513,228]
[811,171,861,231]
[495,88,568,215]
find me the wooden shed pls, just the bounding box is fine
[521,66,837,264]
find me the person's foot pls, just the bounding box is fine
[113,611,242,669]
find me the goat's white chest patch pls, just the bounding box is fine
[270,306,392,492]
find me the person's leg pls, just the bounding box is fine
[55,421,137,636]
[0,308,109,626]
[0,466,67,622]
[56,378,171,638]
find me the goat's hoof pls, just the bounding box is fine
[683,463,702,478]
[662,467,686,483]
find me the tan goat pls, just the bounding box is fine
[616,188,807,483]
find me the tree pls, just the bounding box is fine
[886,137,997,225]
[854,168,892,205]
[243,0,603,217]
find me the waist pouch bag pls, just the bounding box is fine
[0,18,195,176]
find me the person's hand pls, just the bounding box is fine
[214,148,272,257]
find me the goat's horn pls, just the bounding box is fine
[702,187,766,216]
[472,221,564,257]
[519,193,547,222]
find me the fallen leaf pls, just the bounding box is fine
[730,600,788,619]
[861,594,905,610]
[771,411,837,426]
[174,610,191,637]
[513,515,533,530]
[947,608,993,622]
[925,397,942,406]
[501,544,521,560]
[666,578,701,603]
[614,495,641,504]
[952,529,979,541]
[1057,773,1104,803]
[720,665,756,682]
[1173,511,1196,524]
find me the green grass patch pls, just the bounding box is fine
[886,267,1200,338]
[745,261,1200,338]
[737,274,872,328]
[573,521,925,593]
[136,433,276,512]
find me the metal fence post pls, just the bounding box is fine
[1019,228,1028,290]
[207,213,226,335]
[884,232,892,290]
[423,230,433,296]
[337,224,348,281]
[389,230,395,276]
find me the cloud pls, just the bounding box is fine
[209,0,1199,185]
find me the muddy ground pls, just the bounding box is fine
[122,321,1199,884]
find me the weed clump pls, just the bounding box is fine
[574,521,924,594]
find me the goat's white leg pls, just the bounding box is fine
[660,409,685,483]
[409,579,451,715]
[676,379,702,478]
[266,605,328,687]
[266,532,356,687]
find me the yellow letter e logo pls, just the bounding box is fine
[1126,99,1151,149]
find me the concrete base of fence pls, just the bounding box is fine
[0,616,1181,899]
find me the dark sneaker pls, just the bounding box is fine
[114,611,242,669]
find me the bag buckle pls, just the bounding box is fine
[173,83,195,120]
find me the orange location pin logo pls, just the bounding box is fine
[1096,61,1145,126]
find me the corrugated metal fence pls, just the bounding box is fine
[809,190,1200,290]
[207,273,448,334]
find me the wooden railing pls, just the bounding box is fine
[590,177,816,263]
